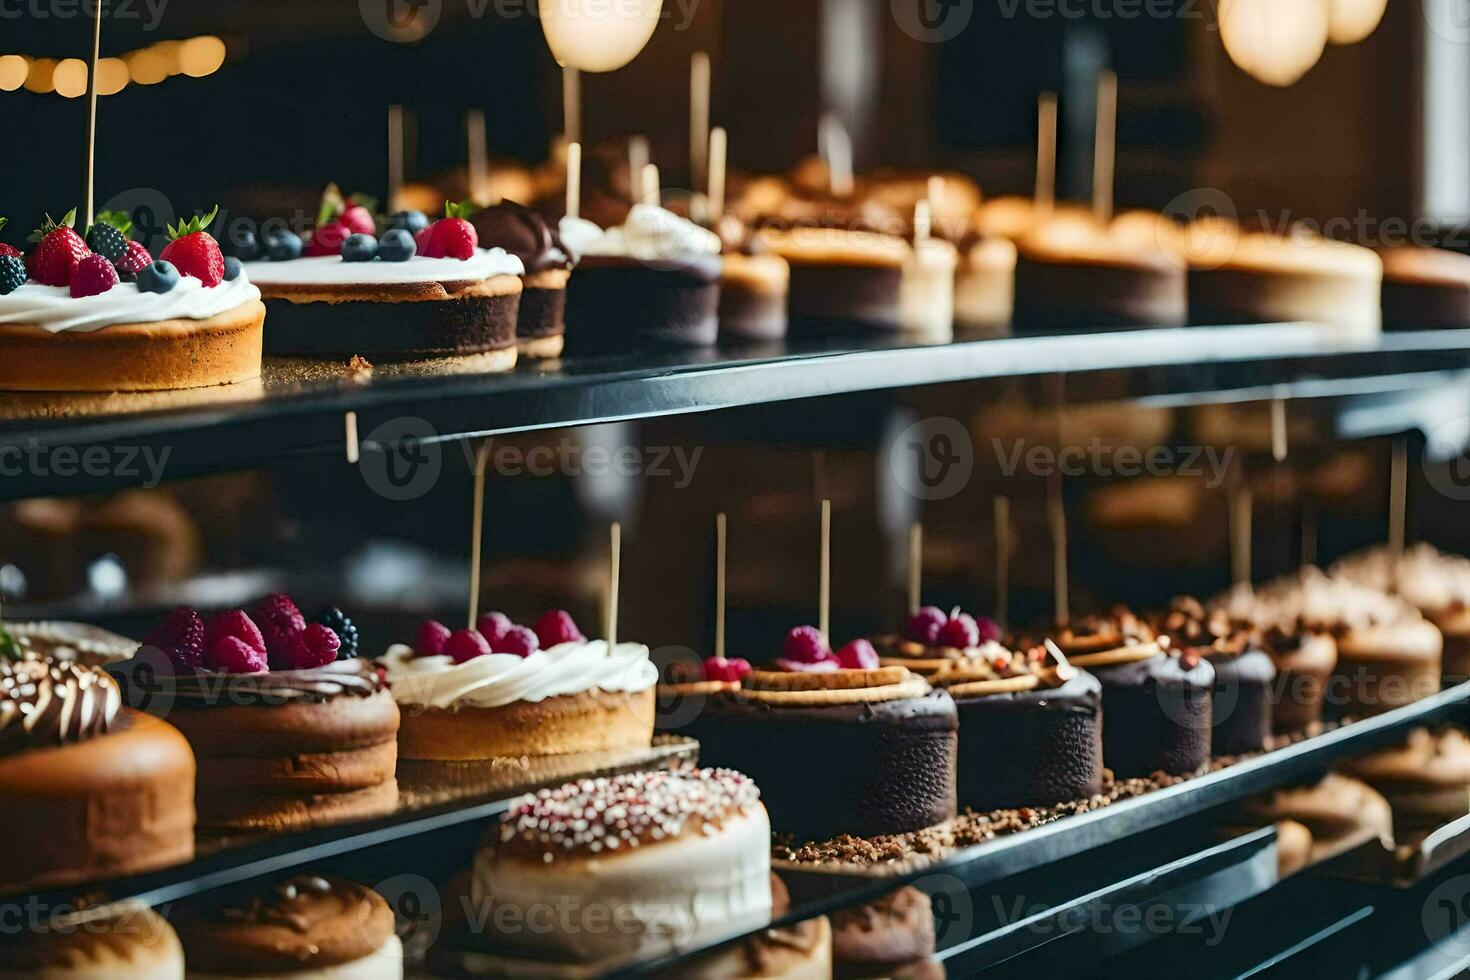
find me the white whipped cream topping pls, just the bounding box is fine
[0,275,260,335]
[582,204,721,262]
[1333,544,1470,616]
[242,248,523,287]
[559,215,605,261]
[380,640,657,709]
[1212,566,1424,633]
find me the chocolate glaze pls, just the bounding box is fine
[470,201,572,273]
[566,256,721,351]
[953,670,1103,809]
[0,654,120,755]
[1090,654,1214,776]
[149,658,385,709]
[687,690,958,841]
[262,292,519,358]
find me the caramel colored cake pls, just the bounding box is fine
[720,251,792,342]
[955,235,1018,328]
[174,875,403,978]
[831,887,941,980]
[1378,246,1470,329]
[756,226,912,333]
[0,903,184,979]
[1334,543,1470,684]
[1236,774,1393,866]
[1342,727,1470,844]
[0,649,196,893]
[1154,598,1278,755]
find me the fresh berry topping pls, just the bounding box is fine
[341,202,377,237]
[0,217,16,259]
[702,655,752,683]
[265,229,303,261]
[444,628,491,663]
[308,220,351,257]
[28,210,89,287]
[475,612,513,647]
[976,616,1002,644]
[429,203,479,261]
[377,228,416,262]
[115,240,153,280]
[534,610,585,649]
[414,226,438,258]
[279,623,341,670]
[835,638,880,670]
[782,625,830,664]
[0,256,24,295]
[391,210,429,235]
[225,228,261,261]
[251,593,307,665]
[905,606,948,645]
[937,612,981,650]
[341,233,377,262]
[775,657,840,673]
[416,619,453,657]
[223,256,243,281]
[314,606,359,660]
[208,635,268,674]
[494,625,540,657]
[85,213,131,263]
[204,609,266,656]
[69,254,118,298]
[136,259,180,294]
[144,606,207,670]
[160,207,225,287]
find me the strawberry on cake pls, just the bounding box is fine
[244,196,525,364]
[0,207,264,392]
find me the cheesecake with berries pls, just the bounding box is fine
[243,202,524,363]
[379,609,657,761]
[0,208,264,391]
[682,626,957,841]
[880,606,1103,809]
[129,595,399,833]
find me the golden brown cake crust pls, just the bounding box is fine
[257,273,522,304]
[396,687,655,761]
[0,300,265,392]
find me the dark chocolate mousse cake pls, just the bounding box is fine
[1034,609,1214,777]
[756,226,911,334]
[878,606,1102,810]
[0,642,195,893]
[1154,598,1277,755]
[1378,246,1470,330]
[716,217,790,342]
[471,200,594,358]
[132,595,400,833]
[684,627,957,841]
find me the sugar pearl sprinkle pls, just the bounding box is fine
[500,768,759,862]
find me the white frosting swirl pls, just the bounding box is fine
[558,215,605,261]
[0,275,260,335]
[582,204,721,262]
[242,248,523,287]
[380,640,657,709]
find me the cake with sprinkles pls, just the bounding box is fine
[470,768,773,967]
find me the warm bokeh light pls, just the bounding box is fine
[23,58,56,94]
[1327,0,1388,44]
[53,58,88,98]
[7,34,230,95]
[97,57,129,95]
[541,0,662,72]
[126,48,169,85]
[1220,0,1330,87]
[178,36,226,78]
[0,56,27,92]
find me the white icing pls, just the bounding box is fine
[559,215,605,261]
[0,275,259,335]
[380,640,658,710]
[187,935,403,980]
[582,204,721,263]
[242,248,523,287]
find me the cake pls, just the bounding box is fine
[133,595,400,833]
[564,203,724,350]
[471,768,773,966]
[1341,726,1470,845]
[1333,543,1470,684]
[756,226,913,334]
[1154,598,1278,755]
[1235,773,1393,866]
[4,619,139,666]
[243,203,524,362]
[379,609,656,760]
[0,903,184,979]
[831,887,943,980]
[673,874,833,980]
[1034,610,1214,777]
[954,235,1018,329]
[1378,246,1470,329]
[173,875,403,978]
[0,642,195,893]
[899,235,959,340]
[877,606,1102,809]
[0,207,264,392]
[681,626,958,841]
[716,217,790,343]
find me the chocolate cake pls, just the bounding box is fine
[756,226,911,334]
[1378,246,1470,330]
[1155,597,1277,755]
[831,886,942,980]
[471,200,589,357]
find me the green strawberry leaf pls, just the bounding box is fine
[317,183,346,229]
[444,200,477,219]
[28,208,77,243]
[347,192,379,214]
[0,625,22,662]
[167,205,219,241]
[0,217,7,234]
[93,210,134,236]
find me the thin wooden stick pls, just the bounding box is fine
[994,495,1011,631]
[84,3,102,228]
[1048,475,1069,626]
[468,442,491,628]
[1270,398,1288,463]
[1093,70,1117,225]
[466,109,490,204]
[690,51,711,193]
[1389,437,1408,556]
[907,522,923,616]
[563,67,582,146]
[1230,483,1253,588]
[566,141,582,220]
[642,163,660,207]
[819,113,854,198]
[1036,91,1058,218]
[709,126,728,223]
[819,500,831,641]
[387,105,405,214]
[344,412,359,465]
[913,200,932,245]
[629,136,650,199]
[607,522,622,647]
[715,513,727,661]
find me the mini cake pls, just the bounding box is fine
[173,875,403,978]
[244,204,524,362]
[4,619,138,666]
[756,226,913,333]
[899,235,959,339]
[380,609,656,760]
[1236,773,1393,866]
[1378,246,1470,329]
[1342,727,1470,844]
[674,874,833,980]
[565,203,724,350]
[0,208,264,392]
[1154,598,1278,755]
[133,596,400,833]
[831,887,942,980]
[1333,543,1470,684]
[877,606,1102,809]
[954,234,1018,328]
[471,769,772,966]
[717,217,790,342]
[1035,610,1214,777]
[683,626,958,841]
[0,642,195,893]
[0,903,184,979]
[1209,583,1339,733]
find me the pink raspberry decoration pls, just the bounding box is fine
[252,593,307,664]
[905,606,948,645]
[70,253,118,298]
[203,609,265,656]
[494,625,540,657]
[279,624,341,670]
[444,629,491,664]
[416,619,453,657]
[208,635,268,674]
[534,609,585,649]
[143,606,206,670]
[702,655,752,683]
[976,616,1002,644]
[475,612,513,648]
[775,657,839,673]
[782,625,830,664]
[835,639,880,670]
[938,612,981,650]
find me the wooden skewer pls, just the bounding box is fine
[629,136,650,200]
[907,522,923,616]
[1036,91,1058,218]
[607,522,622,648]
[819,113,855,198]
[563,67,582,147]
[387,105,405,215]
[819,500,832,641]
[1270,397,1288,463]
[1230,483,1253,588]
[690,51,711,194]
[1389,437,1408,557]
[466,109,490,205]
[468,442,492,628]
[1048,474,1069,626]
[715,513,727,661]
[83,4,103,228]
[566,141,582,221]
[641,163,660,207]
[994,495,1011,631]
[913,200,932,246]
[344,412,360,465]
[1093,70,1117,225]
[709,127,728,224]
